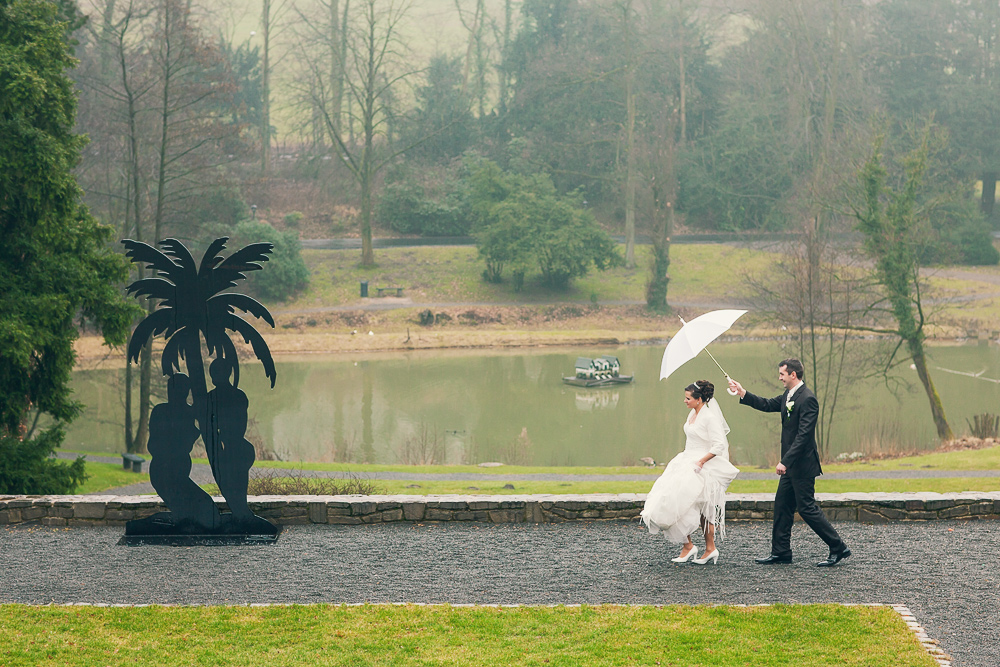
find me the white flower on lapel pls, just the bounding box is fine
[785,400,795,416]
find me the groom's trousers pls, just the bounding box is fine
[771,473,846,557]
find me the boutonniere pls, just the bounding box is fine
[785,400,795,416]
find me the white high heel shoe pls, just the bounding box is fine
[671,546,699,563]
[693,549,719,565]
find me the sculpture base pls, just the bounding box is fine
[119,511,281,546]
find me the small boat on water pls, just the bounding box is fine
[562,356,634,387]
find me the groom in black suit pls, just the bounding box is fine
[728,359,851,567]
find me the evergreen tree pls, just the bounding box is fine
[0,0,136,493]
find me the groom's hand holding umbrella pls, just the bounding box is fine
[727,377,746,398]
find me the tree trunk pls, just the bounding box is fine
[135,0,176,453]
[497,0,512,116]
[359,3,376,266]
[360,154,374,265]
[120,27,144,453]
[261,0,271,175]
[908,337,953,441]
[646,201,672,311]
[459,0,480,99]
[329,0,344,136]
[99,0,117,77]
[339,0,350,125]
[981,172,997,218]
[677,22,686,144]
[623,0,636,268]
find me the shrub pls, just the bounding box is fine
[0,428,86,495]
[952,219,1000,265]
[182,185,247,232]
[918,209,1000,266]
[376,182,469,236]
[225,220,309,301]
[465,158,622,288]
[216,468,383,495]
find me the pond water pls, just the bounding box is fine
[67,341,1000,467]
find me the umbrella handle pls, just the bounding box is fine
[705,348,739,395]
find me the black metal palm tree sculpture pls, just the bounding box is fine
[120,237,280,545]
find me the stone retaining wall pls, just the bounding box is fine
[2,492,999,527]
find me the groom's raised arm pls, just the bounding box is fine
[739,390,784,413]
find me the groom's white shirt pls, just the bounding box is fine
[785,380,803,402]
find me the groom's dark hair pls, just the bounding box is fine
[779,358,805,380]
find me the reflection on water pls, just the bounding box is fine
[66,342,1000,467]
[574,391,620,411]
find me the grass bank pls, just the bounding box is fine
[61,442,1000,479]
[285,245,771,308]
[245,443,1000,475]
[347,477,1000,495]
[74,453,1000,495]
[73,243,1000,361]
[0,603,935,667]
[75,462,148,494]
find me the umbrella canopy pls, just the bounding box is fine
[659,309,747,381]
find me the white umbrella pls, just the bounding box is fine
[659,309,747,391]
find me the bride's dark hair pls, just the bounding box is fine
[685,380,715,403]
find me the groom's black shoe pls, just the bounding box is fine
[755,554,792,565]
[816,548,851,567]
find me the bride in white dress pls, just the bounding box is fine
[640,380,740,564]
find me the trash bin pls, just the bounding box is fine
[360,280,369,297]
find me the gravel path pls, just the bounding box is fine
[1,521,995,666]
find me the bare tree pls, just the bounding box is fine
[745,220,877,456]
[290,0,350,150]
[78,0,159,452]
[298,0,414,265]
[454,0,490,118]
[620,0,638,267]
[258,0,293,174]
[76,0,244,452]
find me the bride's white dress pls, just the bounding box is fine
[640,402,740,544]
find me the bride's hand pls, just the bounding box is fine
[693,465,703,474]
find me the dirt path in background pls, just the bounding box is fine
[73,328,668,367]
[73,304,687,366]
[74,292,982,368]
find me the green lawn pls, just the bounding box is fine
[377,477,1000,495]
[75,461,149,495]
[272,244,777,312]
[62,444,1000,478]
[226,476,1000,496]
[821,446,1000,473]
[264,243,1000,332]
[70,447,1000,495]
[0,604,935,667]
[243,444,1000,475]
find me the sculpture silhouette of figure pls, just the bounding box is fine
[120,237,280,544]
[147,374,221,530]
[203,357,255,520]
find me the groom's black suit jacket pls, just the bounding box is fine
[740,384,823,478]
